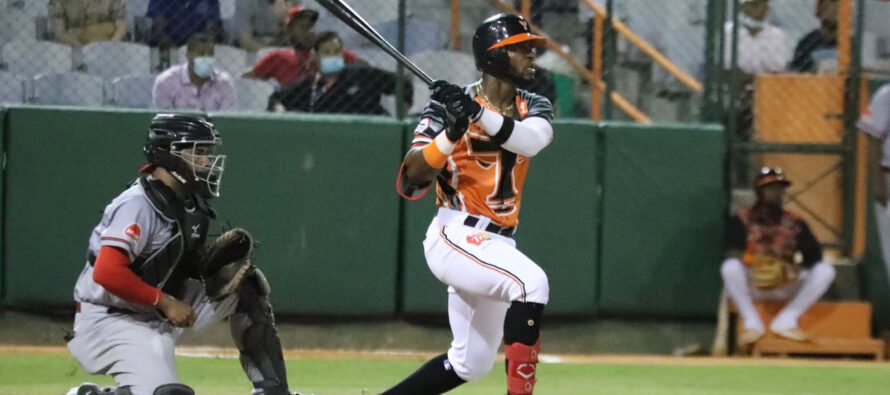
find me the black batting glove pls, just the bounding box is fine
[445,115,469,142]
[431,80,483,123]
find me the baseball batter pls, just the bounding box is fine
[386,14,553,395]
[65,114,300,395]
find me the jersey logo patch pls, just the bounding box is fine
[466,232,491,246]
[414,117,431,134]
[124,224,141,242]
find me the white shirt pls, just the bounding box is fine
[858,84,890,168]
[724,22,791,74]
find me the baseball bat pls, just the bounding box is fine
[315,0,435,86]
[710,287,729,356]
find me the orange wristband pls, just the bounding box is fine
[422,140,449,168]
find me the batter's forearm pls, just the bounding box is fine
[404,148,439,186]
[475,109,553,157]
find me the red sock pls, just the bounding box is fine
[505,338,540,395]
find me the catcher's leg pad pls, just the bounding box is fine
[505,340,540,395]
[230,268,289,394]
[203,228,255,300]
[152,384,194,395]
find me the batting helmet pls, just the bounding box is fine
[472,13,546,82]
[144,113,226,198]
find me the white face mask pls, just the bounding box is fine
[192,56,215,78]
[740,14,766,30]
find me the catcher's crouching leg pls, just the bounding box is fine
[229,268,291,395]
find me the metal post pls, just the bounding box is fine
[727,0,740,187]
[702,0,720,123]
[841,0,866,254]
[451,0,461,50]
[604,0,616,120]
[395,0,407,119]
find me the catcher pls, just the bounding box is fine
[722,167,836,344]
[65,114,301,395]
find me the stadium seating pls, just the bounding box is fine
[31,72,104,106]
[372,18,444,56]
[176,44,249,77]
[82,41,152,77]
[407,50,478,115]
[351,47,398,72]
[0,71,27,104]
[1,40,73,76]
[125,0,152,42]
[108,74,156,108]
[234,78,275,111]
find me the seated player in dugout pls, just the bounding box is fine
[268,31,410,115]
[721,167,836,345]
[65,114,305,395]
[387,14,553,395]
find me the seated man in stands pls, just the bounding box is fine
[243,6,361,87]
[789,0,839,73]
[147,0,223,50]
[721,167,836,344]
[153,33,236,111]
[235,0,300,52]
[268,31,410,115]
[50,0,127,46]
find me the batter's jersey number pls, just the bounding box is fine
[468,136,518,215]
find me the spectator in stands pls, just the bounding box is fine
[721,167,835,345]
[235,0,300,52]
[268,31,411,115]
[147,0,223,50]
[724,0,790,75]
[49,0,127,46]
[243,6,362,87]
[724,0,790,186]
[789,0,839,73]
[152,33,236,111]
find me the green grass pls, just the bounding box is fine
[3,354,890,395]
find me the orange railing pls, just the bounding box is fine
[450,0,705,122]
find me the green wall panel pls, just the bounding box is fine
[401,121,601,314]
[210,113,403,315]
[2,108,403,315]
[0,107,6,303]
[598,123,726,318]
[4,107,156,306]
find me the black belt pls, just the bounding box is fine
[463,215,516,237]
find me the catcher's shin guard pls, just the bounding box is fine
[230,268,290,395]
[503,301,544,395]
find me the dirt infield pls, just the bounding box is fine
[3,344,888,368]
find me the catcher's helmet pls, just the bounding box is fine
[144,113,226,198]
[472,13,546,81]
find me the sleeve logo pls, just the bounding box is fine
[414,117,431,134]
[124,224,141,242]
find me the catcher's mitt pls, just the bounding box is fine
[748,254,798,289]
[202,227,254,300]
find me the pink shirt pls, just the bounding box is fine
[152,63,236,111]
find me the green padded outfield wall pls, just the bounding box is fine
[3,107,155,306]
[597,123,726,317]
[209,113,403,315]
[2,107,403,315]
[400,120,601,315]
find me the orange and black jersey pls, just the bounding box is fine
[403,81,553,228]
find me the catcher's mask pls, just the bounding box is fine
[756,166,792,189]
[472,13,546,83]
[144,113,226,198]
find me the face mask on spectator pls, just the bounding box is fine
[193,56,216,78]
[740,14,766,30]
[320,56,345,74]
